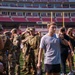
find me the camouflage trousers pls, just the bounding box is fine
[25,50,37,75]
[8,50,20,75]
[15,50,20,75]
[8,53,16,75]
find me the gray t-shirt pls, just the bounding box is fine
[40,34,61,64]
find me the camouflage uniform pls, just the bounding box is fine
[21,28,31,72]
[25,28,40,75]
[0,33,14,75]
[13,34,21,75]
[4,31,15,75]
[5,38,14,75]
[0,34,5,74]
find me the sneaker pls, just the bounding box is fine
[72,70,75,73]
[67,71,74,75]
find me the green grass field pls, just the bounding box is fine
[20,52,75,75]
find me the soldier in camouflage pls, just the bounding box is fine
[24,27,40,75]
[21,28,31,73]
[11,28,21,75]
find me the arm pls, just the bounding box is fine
[68,41,74,56]
[37,36,45,69]
[0,37,4,50]
[59,34,68,46]
[37,48,43,69]
[22,39,27,43]
[21,36,30,44]
[60,39,68,46]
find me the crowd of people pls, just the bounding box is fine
[0,22,75,75]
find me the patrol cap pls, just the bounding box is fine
[29,27,35,31]
[68,28,73,31]
[0,24,3,31]
[11,28,17,33]
[25,27,30,32]
[67,28,73,34]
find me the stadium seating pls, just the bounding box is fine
[71,17,75,22]
[0,14,72,23]
[56,17,71,22]
[11,16,27,22]
[27,17,41,22]
[0,16,12,22]
[1,1,75,9]
[42,17,56,22]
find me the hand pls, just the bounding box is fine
[22,31,27,35]
[71,51,74,56]
[37,63,41,70]
[59,33,64,39]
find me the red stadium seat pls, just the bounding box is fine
[27,17,41,22]
[65,18,71,22]
[56,18,62,22]
[56,17,71,22]
[0,16,12,22]
[71,18,75,22]
[12,16,27,22]
[42,17,56,22]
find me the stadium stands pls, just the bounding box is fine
[11,16,27,22]
[0,0,75,36]
[71,18,75,22]
[56,17,71,22]
[27,17,41,22]
[0,16,12,22]
[0,0,75,24]
[42,17,56,22]
[0,1,75,9]
[0,15,72,23]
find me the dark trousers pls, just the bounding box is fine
[61,49,68,74]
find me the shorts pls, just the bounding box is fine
[44,64,60,73]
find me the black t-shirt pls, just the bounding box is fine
[60,34,70,49]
